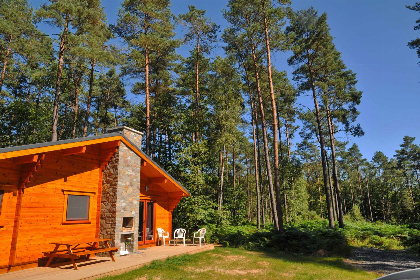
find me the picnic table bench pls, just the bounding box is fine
[44,238,118,270]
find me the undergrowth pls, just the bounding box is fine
[209,220,420,256]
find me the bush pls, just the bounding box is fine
[211,221,351,256]
[211,220,420,255]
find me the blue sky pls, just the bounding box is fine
[31,0,420,161]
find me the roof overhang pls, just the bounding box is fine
[0,134,190,197]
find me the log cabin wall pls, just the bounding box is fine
[0,159,20,273]
[0,145,103,273]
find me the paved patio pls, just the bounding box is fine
[0,244,214,280]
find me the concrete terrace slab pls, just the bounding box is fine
[0,244,214,280]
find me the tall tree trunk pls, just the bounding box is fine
[195,34,200,143]
[248,19,279,230]
[285,118,292,162]
[52,14,69,141]
[356,161,365,216]
[317,173,323,218]
[103,87,111,133]
[83,58,96,137]
[349,180,355,208]
[307,50,334,228]
[145,46,151,154]
[114,105,118,127]
[0,35,12,93]
[277,113,289,224]
[70,63,82,139]
[365,177,374,221]
[244,66,262,229]
[325,103,344,228]
[326,160,337,221]
[256,110,265,228]
[263,6,283,231]
[58,104,67,140]
[218,148,225,211]
[233,143,236,190]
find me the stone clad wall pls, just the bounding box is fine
[100,151,119,246]
[114,142,141,253]
[122,129,142,148]
[100,127,143,255]
[107,126,143,148]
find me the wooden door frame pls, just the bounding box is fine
[138,199,156,246]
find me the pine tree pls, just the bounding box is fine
[113,0,176,154]
[179,5,219,143]
[37,0,90,141]
[407,3,420,66]
[287,8,335,227]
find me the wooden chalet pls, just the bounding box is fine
[0,126,190,273]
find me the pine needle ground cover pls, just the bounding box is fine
[100,247,379,280]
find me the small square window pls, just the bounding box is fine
[66,195,90,221]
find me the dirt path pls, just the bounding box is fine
[345,247,420,275]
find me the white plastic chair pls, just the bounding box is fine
[193,228,206,247]
[172,228,186,246]
[157,228,169,246]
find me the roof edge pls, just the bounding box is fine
[120,135,190,197]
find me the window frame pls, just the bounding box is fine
[62,190,95,225]
[0,186,14,228]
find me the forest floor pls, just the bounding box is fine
[345,247,420,275]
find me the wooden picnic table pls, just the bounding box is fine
[44,238,118,270]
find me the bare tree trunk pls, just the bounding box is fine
[244,68,262,229]
[83,58,96,137]
[218,147,225,211]
[285,119,292,162]
[195,34,200,143]
[233,143,236,190]
[263,6,283,231]
[365,177,373,221]
[145,46,151,154]
[317,171,323,218]
[327,160,337,221]
[70,62,82,139]
[349,180,355,208]
[247,20,279,230]
[277,113,289,224]
[307,50,334,227]
[58,104,67,140]
[103,87,111,133]
[52,14,69,141]
[256,112,265,228]
[356,161,366,217]
[114,105,118,127]
[325,104,344,227]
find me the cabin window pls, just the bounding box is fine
[66,195,90,221]
[62,190,95,224]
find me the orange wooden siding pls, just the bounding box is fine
[0,136,187,273]
[0,145,102,271]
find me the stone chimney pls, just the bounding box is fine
[100,126,143,255]
[107,126,143,149]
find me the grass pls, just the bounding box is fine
[100,247,380,280]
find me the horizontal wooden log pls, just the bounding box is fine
[63,146,86,156]
[13,155,38,165]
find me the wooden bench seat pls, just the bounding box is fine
[73,247,118,256]
[44,241,118,270]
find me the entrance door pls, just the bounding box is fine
[138,200,155,245]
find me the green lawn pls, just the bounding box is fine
[100,247,381,280]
